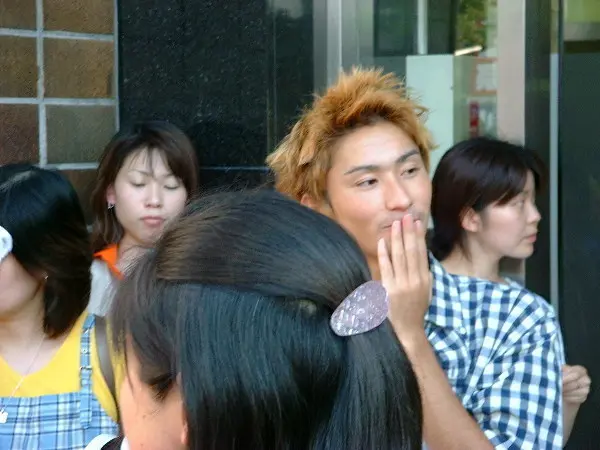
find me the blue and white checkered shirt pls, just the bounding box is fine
[426,256,565,450]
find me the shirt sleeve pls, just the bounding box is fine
[466,298,563,449]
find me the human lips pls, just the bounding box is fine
[141,216,165,227]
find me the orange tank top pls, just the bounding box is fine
[94,245,123,279]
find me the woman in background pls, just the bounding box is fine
[89,121,199,315]
[430,137,590,445]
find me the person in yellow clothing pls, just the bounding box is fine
[0,164,121,450]
[0,312,121,423]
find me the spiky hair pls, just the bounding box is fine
[266,67,434,203]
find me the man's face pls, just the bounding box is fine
[307,121,432,276]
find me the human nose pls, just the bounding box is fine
[384,177,412,211]
[528,201,541,224]
[145,181,163,208]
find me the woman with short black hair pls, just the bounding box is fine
[430,137,590,446]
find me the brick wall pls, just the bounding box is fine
[0,0,117,220]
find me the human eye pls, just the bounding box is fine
[402,166,421,177]
[511,196,525,207]
[129,180,145,188]
[356,178,378,188]
[164,177,182,190]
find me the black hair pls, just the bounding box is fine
[111,189,422,449]
[0,163,92,337]
[430,137,545,260]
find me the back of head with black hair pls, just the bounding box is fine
[112,189,422,450]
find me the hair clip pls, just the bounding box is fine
[0,226,12,263]
[330,281,389,336]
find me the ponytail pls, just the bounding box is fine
[321,323,423,449]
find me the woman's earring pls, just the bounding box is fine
[107,202,115,210]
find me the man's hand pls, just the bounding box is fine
[377,214,431,339]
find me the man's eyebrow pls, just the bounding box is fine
[343,149,420,176]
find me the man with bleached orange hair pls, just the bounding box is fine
[267,68,564,449]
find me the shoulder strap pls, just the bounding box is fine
[102,436,126,450]
[95,315,117,416]
[84,434,119,450]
